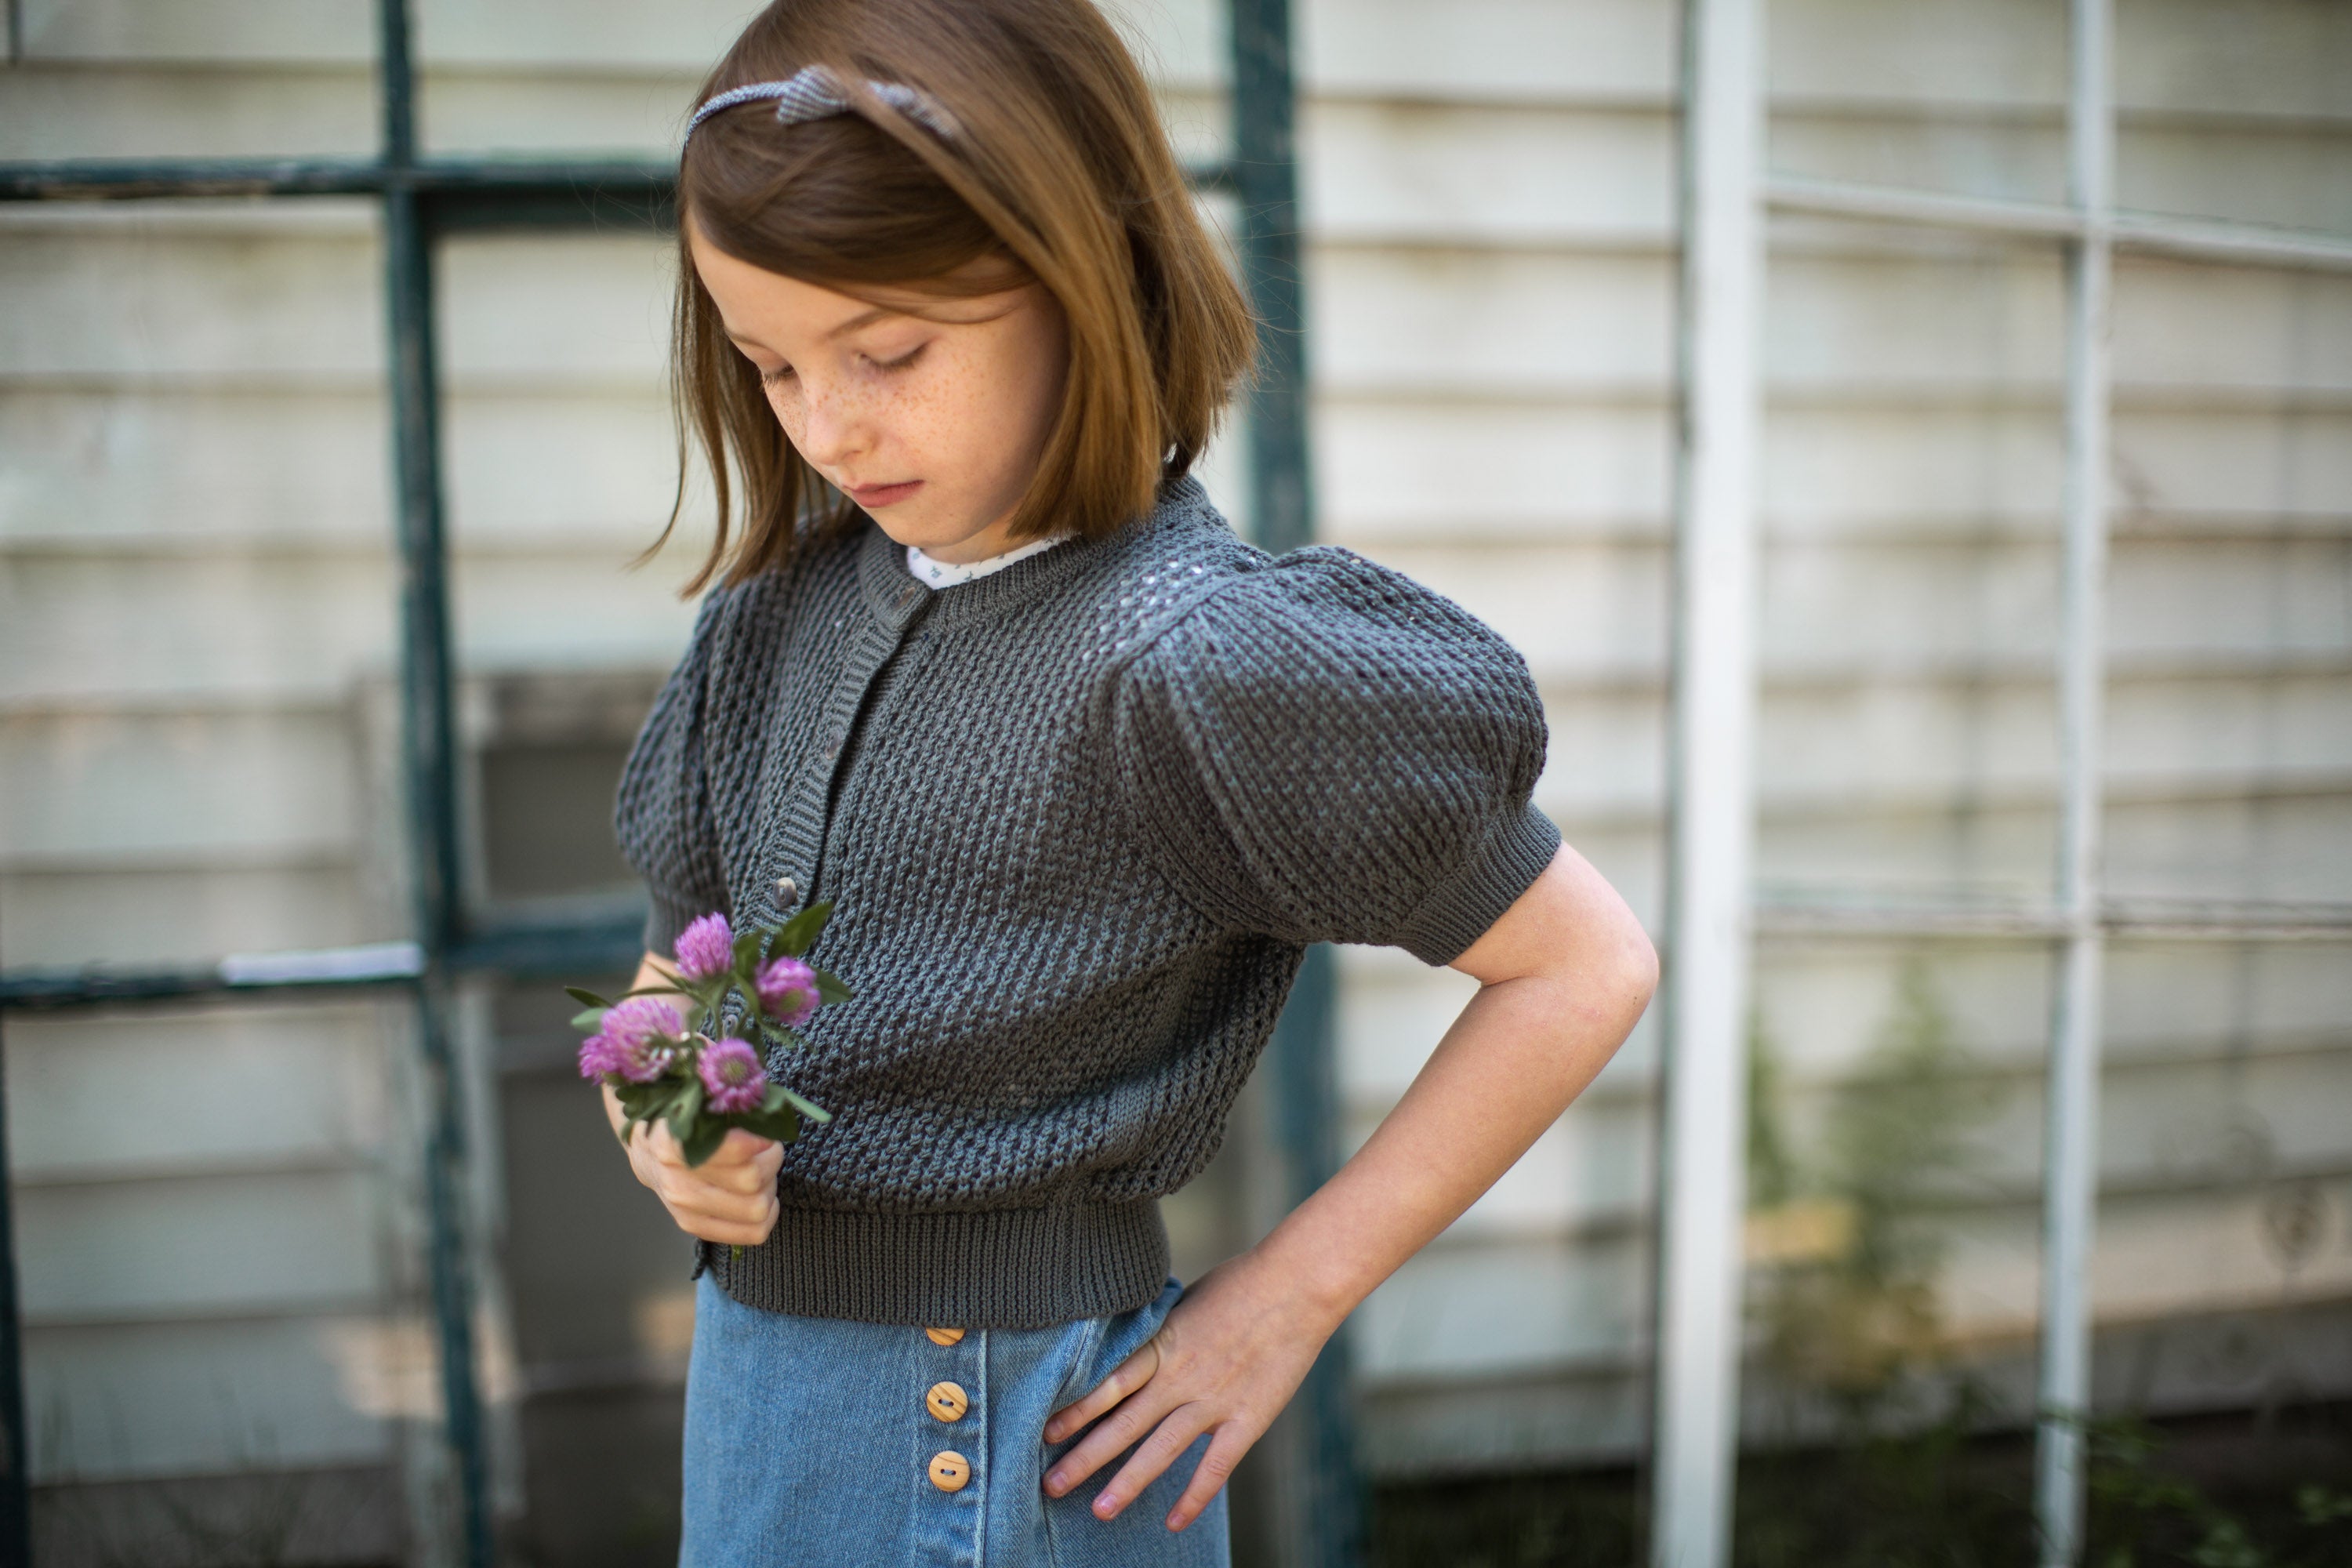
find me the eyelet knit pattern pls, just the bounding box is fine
[613,475,1560,1327]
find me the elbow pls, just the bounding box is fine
[1604,914,1660,1033]
[1559,898,1655,1043]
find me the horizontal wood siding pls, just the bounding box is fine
[1,0,2343,1496]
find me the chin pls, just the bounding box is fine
[878,510,990,557]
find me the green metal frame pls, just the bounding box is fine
[0,0,1354,1562]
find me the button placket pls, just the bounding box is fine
[919,1323,985,1519]
[755,590,925,916]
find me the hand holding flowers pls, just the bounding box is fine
[571,895,852,1256]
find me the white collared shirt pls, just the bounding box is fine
[904,532,1069,588]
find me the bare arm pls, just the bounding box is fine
[1042,840,1658,1530]
[604,949,783,1248]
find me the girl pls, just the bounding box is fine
[605,0,1657,1561]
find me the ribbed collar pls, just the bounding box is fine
[855,476,1212,635]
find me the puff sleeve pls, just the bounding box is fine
[1109,546,1561,965]
[613,588,733,956]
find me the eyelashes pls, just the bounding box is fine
[755,343,926,389]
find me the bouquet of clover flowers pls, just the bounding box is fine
[572,892,848,1208]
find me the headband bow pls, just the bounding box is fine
[684,64,957,146]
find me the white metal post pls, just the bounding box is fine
[2036,0,2114,1562]
[1653,0,1762,1563]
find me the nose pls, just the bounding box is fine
[792,369,872,470]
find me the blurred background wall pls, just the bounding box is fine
[1,0,2346,1563]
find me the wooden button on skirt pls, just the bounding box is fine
[681,1271,1229,1566]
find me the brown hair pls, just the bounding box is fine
[651,0,1257,594]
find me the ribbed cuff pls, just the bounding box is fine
[1394,800,1563,966]
[711,1198,1171,1329]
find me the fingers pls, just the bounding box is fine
[1163,1425,1250,1532]
[626,1116,782,1245]
[706,1126,781,1167]
[1044,1338,1158,1443]
[1043,1356,1179,1500]
[1088,1405,1242,1524]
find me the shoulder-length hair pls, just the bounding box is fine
[652,0,1257,594]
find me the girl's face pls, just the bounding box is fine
[687,216,1069,565]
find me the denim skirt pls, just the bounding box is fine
[680,1269,1231,1566]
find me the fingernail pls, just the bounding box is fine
[1094,1494,1118,1519]
[1045,1469,1065,1494]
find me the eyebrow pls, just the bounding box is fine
[724,304,905,357]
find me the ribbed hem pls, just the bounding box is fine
[1394,800,1564,966]
[709,1197,1171,1329]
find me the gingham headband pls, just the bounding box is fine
[684,64,957,146]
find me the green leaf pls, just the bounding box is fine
[667,1080,705,1146]
[619,982,685,1000]
[757,1022,800,1049]
[618,1076,686,1124]
[571,1007,608,1033]
[731,925,764,978]
[564,986,612,1010]
[776,1083,833,1125]
[812,969,854,1005]
[735,1104,801,1145]
[771,901,833,958]
[680,1116,728,1167]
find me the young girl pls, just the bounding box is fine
[604,0,1657,1561]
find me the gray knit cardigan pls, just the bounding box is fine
[612,474,1559,1328]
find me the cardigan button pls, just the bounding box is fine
[928,1450,972,1492]
[926,1381,969,1422]
[925,1326,965,1347]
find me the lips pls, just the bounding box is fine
[846,480,922,508]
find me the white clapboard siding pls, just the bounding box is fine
[439,237,675,380]
[1308,102,1676,245]
[10,0,370,61]
[0,67,376,162]
[1,863,375,969]
[0,389,392,546]
[1753,791,2352,904]
[0,554,396,702]
[3,0,2345,1499]
[27,1317,398,1480]
[15,1169,385,1323]
[0,708,356,862]
[1771,0,2351,118]
[0,209,382,381]
[3,1006,386,1181]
